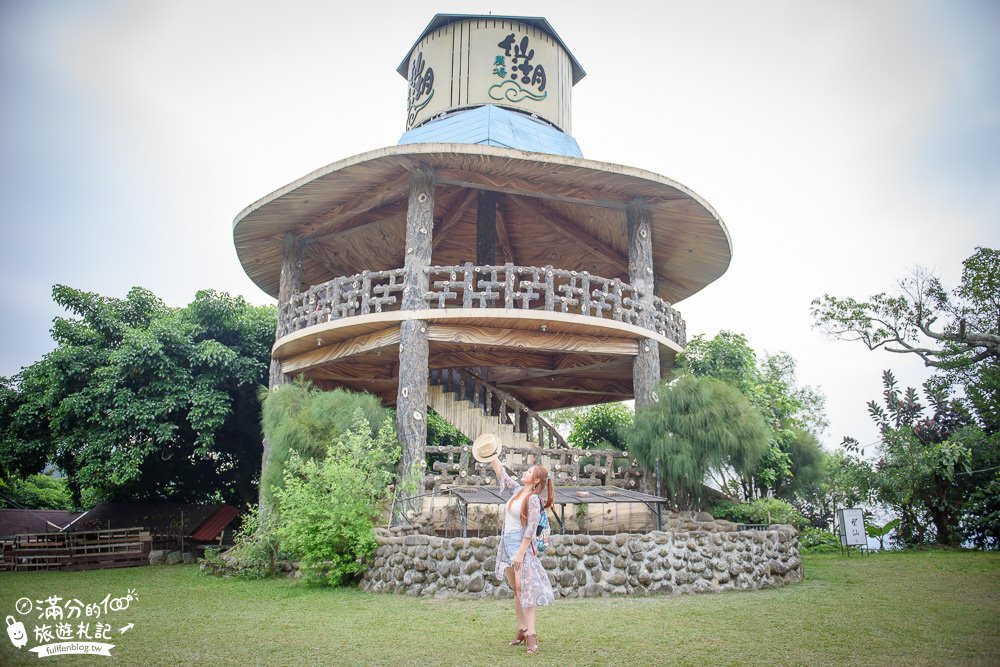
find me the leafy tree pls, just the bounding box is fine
[567,402,633,450]
[0,286,276,508]
[961,472,1000,551]
[679,332,828,498]
[0,472,74,510]
[624,375,770,504]
[791,450,876,529]
[812,246,999,432]
[844,370,998,547]
[258,378,390,513]
[679,331,759,396]
[540,405,590,431]
[778,429,826,499]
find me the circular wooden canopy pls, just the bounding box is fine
[233,143,731,305]
[267,308,681,411]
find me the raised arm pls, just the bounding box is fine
[490,457,519,494]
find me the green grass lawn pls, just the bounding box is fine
[1,551,997,666]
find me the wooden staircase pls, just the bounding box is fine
[423,369,639,492]
[428,368,566,450]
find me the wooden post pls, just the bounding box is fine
[628,201,661,408]
[394,167,434,525]
[261,233,305,518]
[476,190,496,265]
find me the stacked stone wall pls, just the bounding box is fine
[361,527,802,598]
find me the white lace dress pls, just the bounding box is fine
[493,468,555,609]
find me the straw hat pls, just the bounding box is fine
[472,433,502,463]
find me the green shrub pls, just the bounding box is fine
[218,503,280,579]
[426,409,470,447]
[425,408,469,470]
[272,412,399,586]
[259,379,390,512]
[0,473,74,510]
[712,497,808,529]
[799,527,842,553]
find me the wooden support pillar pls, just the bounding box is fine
[261,233,305,517]
[268,233,306,387]
[475,190,496,265]
[627,201,661,408]
[394,167,434,525]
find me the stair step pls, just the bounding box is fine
[428,385,539,447]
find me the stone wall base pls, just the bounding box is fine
[361,528,802,599]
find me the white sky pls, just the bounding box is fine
[1,0,997,452]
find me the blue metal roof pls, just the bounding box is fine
[397,106,583,158]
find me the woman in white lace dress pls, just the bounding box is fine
[489,456,555,654]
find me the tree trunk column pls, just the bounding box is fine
[476,190,496,265]
[628,201,661,408]
[261,233,305,516]
[395,168,434,524]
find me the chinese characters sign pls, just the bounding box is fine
[403,19,571,131]
[836,508,867,547]
[4,589,138,659]
[490,33,547,102]
[406,51,435,129]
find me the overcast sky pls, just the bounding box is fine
[1,0,997,452]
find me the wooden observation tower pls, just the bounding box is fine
[233,15,731,508]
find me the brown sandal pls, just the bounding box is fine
[526,633,538,654]
[510,628,528,646]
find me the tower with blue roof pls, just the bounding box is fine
[397,15,584,158]
[233,14,732,516]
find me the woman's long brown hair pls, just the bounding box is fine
[518,465,555,528]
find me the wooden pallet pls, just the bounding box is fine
[5,527,151,572]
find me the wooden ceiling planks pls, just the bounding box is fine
[498,375,633,395]
[280,323,667,410]
[538,197,624,249]
[233,144,730,304]
[273,308,662,361]
[428,348,553,371]
[301,171,411,239]
[430,188,478,254]
[426,324,638,356]
[305,353,400,381]
[281,328,402,374]
[505,195,628,279]
[485,353,624,384]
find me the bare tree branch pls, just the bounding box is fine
[811,249,1000,370]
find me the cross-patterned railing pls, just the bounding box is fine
[278,268,408,336]
[278,263,685,345]
[424,444,642,490]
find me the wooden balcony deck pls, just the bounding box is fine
[270,265,684,410]
[272,264,686,409]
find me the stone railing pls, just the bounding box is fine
[425,444,640,490]
[362,523,802,599]
[278,264,685,344]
